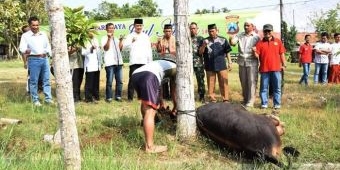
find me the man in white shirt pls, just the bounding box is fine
[101,23,123,102]
[328,33,340,84]
[19,16,53,106]
[123,19,153,101]
[229,20,260,107]
[83,32,101,103]
[313,32,332,84]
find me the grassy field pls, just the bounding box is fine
[0,60,339,170]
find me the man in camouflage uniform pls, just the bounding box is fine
[190,22,205,102]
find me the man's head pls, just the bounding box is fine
[106,23,115,34]
[21,25,30,33]
[163,24,173,38]
[333,33,340,43]
[244,19,255,34]
[207,24,217,38]
[263,24,273,40]
[320,32,329,43]
[189,22,198,37]
[28,16,40,34]
[133,18,143,34]
[304,34,311,43]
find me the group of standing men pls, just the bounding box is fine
[20,15,289,153]
[298,32,340,85]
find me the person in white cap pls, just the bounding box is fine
[229,19,260,107]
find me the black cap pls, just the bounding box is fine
[164,24,172,29]
[263,24,273,31]
[208,24,217,30]
[134,19,143,24]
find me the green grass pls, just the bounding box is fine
[0,60,340,169]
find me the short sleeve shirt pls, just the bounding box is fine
[255,37,285,73]
[202,36,232,71]
[299,43,313,63]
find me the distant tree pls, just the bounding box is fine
[194,9,201,14]
[0,0,26,59]
[221,7,230,13]
[201,9,210,14]
[88,0,160,20]
[21,0,48,24]
[282,21,298,53]
[311,3,340,36]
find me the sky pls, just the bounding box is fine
[62,0,339,32]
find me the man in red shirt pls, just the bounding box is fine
[298,34,313,85]
[254,24,286,109]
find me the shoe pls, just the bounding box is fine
[145,145,168,153]
[261,105,268,109]
[274,105,281,109]
[115,97,122,102]
[33,101,42,107]
[245,103,254,107]
[106,98,113,103]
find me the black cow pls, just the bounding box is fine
[196,102,298,168]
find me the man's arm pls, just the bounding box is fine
[103,35,111,51]
[198,40,207,55]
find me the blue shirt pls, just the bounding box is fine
[202,36,232,71]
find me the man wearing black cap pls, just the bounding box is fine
[199,24,232,103]
[157,24,176,100]
[123,18,153,101]
[254,24,286,110]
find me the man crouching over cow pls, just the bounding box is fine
[196,102,298,168]
[131,57,177,153]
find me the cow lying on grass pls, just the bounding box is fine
[196,102,299,168]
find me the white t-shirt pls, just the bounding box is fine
[123,32,153,65]
[314,42,331,64]
[132,60,176,84]
[101,36,123,66]
[330,42,340,65]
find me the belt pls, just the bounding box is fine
[29,54,47,58]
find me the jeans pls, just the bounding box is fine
[299,63,310,85]
[314,63,328,84]
[105,65,123,100]
[260,72,281,107]
[28,57,52,103]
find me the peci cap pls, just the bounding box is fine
[263,24,273,31]
[208,24,217,30]
[134,18,143,24]
[163,24,172,29]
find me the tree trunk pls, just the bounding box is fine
[45,1,81,169]
[174,0,197,140]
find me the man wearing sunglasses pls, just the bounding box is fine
[254,24,286,110]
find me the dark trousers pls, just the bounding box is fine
[72,68,84,101]
[127,64,144,100]
[85,71,100,102]
[194,66,205,99]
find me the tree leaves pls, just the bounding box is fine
[64,6,97,48]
